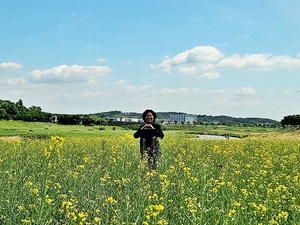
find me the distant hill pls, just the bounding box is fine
[0,99,281,127]
[196,114,280,126]
[92,111,280,126]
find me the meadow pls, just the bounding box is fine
[0,121,299,224]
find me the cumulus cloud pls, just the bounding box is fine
[0,62,23,71]
[172,46,223,65]
[28,64,111,83]
[217,53,300,70]
[152,46,223,74]
[150,46,300,80]
[178,66,197,76]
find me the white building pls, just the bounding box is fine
[170,114,197,124]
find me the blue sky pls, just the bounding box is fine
[1,0,300,120]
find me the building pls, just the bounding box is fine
[170,114,198,124]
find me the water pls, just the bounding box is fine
[197,134,240,140]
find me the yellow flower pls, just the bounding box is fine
[83,156,89,162]
[241,188,248,197]
[258,204,267,212]
[55,183,62,189]
[220,181,226,186]
[17,205,25,210]
[111,157,117,163]
[45,195,54,204]
[78,212,88,222]
[106,196,117,204]
[62,201,73,209]
[154,204,165,211]
[95,209,100,213]
[228,209,236,217]
[233,201,241,207]
[94,217,102,223]
[148,193,158,200]
[26,181,33,187]
[30,188,39,195]
[77,164,85,169]
[157,219,168,225]
[159,174,167,180]
[44,148,51,158]
[277,211,289,221]
[191,177,199,183]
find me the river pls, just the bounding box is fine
[197,134,240,140]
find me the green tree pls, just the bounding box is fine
[0,108,8,119]
[28,106,45,121]
[0,101,18,119]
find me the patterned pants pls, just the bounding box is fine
[141,137,161,170]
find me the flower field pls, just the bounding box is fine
[0,132,299,224]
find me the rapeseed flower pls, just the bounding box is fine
[277,211,289,221]
[106,196,117,204]
[228,209,236,217]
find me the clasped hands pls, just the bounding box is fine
[141,124,154,130]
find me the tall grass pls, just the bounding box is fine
[0,132,299,224]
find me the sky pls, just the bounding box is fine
[1,0,300,121]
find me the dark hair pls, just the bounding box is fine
[142,109,157,122]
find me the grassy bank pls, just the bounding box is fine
[0,120,293,139]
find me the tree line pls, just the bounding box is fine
[0,99,107,126]
[0,99,298,127]
[280,114,300,127]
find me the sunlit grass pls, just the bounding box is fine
[0,132,299,224]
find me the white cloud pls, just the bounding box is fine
[0,62,23,71]
[151,46,300,80]
[28,64,111,83]
[114,79,127,85]
[156,58,172,73]
[172,46,223,65]
[217,53,300,70]
[97,57,106,62]
[0,78,27,88]
[178,66,197,76]
[197,72,220,80]
[237,87,256,96]
[152,46,223,74]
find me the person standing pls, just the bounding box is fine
[134,109,164,170]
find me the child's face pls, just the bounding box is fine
[145,112,154,124]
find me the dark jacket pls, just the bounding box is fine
[134,123,164,148]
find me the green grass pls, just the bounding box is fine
[0,120,281,139]
[0,120,128,138]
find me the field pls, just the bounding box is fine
[0,121,299,224]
